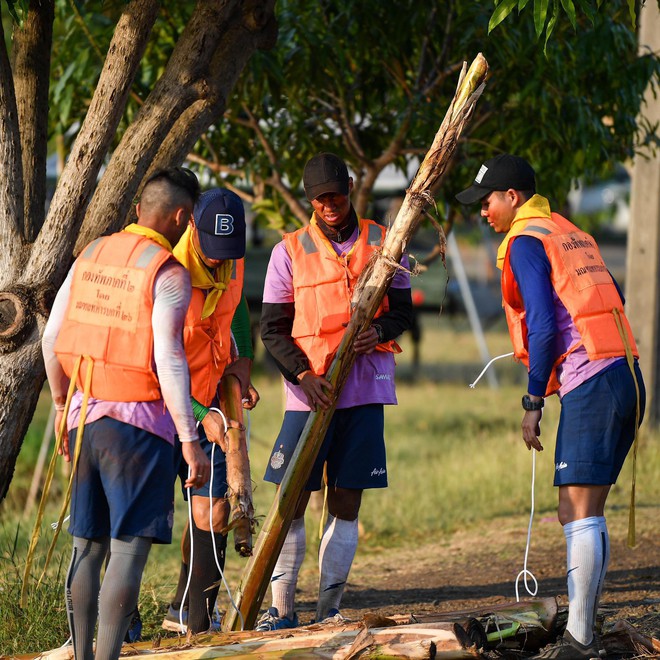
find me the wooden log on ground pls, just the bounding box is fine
[30,619,480,660]
[222,52,489,632]
[219,374,255,557]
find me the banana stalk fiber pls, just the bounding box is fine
[223,53,489,632]
[219,374,255,556]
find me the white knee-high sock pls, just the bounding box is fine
[316,515,359,621]
[593,516,610,629]
[564,516,603,646]
[270,517,306,619]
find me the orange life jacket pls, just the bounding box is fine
[501,212,638,395]
[184,259,244,406]
[54,232,177,402]
[283,218,399,376]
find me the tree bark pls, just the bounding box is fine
[13,0,54,242]
[0,15,26,280]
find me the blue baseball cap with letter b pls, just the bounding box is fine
[194,188,246,260]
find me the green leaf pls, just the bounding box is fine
[518,0,532,10]
[534,0,550,38]
[559,0,577,29]
[544,2,560,53]
[627,0,636,28]
[488,0,519,33]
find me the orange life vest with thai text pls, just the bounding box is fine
[501,213,638,395]
[54,232,176,402]
[283,218,399,376]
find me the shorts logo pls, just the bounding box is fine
[270,449,285,470]
[215,213,234,235]
[375,373,391,381]
[555,461,568,471]
[371,467,386,477]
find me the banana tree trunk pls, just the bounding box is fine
[222,53,489,632]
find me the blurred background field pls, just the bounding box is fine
[1,313,658,655]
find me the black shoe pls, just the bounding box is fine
[533,630,606,659]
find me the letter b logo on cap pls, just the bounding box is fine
[214,214,234,236]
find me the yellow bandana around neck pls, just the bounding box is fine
[496,194,552,269]
[310,213,361,260]
[123,223,173,252]
[173,225,233,319]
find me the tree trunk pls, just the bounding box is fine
[74,0,278,252]
[13,0,54,242]
[0,0,277,503]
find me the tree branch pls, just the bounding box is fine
[74,0,277,249]
[25,0,160,285]
[0,15,25,281]
[13,0,55,243]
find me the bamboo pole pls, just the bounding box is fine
[222,53,489,632]
[219,374,255,556]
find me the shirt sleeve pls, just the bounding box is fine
[262,242,294,304]
[42,264,75,409]
[152,262,198,442]
[509,236,557,397]
[230,294,254,359]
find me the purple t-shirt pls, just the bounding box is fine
[263,226,411,412]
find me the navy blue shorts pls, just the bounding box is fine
[68,417,175,544]
[554,361,645,486]
[264,405,387,491]
[175,421,227,500]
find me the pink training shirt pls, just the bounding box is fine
[262,226,411,412]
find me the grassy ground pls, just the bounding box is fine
[1,314,658,655]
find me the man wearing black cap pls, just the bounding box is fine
[257,153,413,630]
[163,188,259,634]
[457,155,645,660]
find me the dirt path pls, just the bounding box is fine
[290,505,660,644]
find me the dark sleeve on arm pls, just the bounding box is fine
[510,236,557,397]
[231,294,254,359]
[260,301,310,384]
[374,287,414,342]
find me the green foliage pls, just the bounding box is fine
[33,0,659,233]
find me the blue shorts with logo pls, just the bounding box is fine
[175,420,227,500]
[264,404,387,491]
[68,417,175,544]
[554,360,645,486]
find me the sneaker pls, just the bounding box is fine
[533,630,606,659]
[162,604,189,632]
[318,608,350,625]
[124,609,142,643]
[254,606,299,632]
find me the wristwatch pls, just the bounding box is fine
[372,323,385,343]
[522,394,544,411]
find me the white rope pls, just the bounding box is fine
[207,407,245,631]
[50,514,70,530]
[469,352,514,389]
[515,450,539,602]
[468,353,539,601]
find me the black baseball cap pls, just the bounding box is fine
[194,188,246,260]
[455,154,536,205]
[303,153,350,201]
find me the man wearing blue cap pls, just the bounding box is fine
[163,188,259,634]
